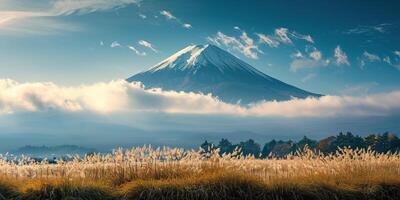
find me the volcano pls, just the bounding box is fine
[127,44,321,104]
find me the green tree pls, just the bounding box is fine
[217,138,235,154]
[239,139,261,158]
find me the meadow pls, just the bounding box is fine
[0,146,399,200]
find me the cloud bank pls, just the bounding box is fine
[1,79,400,118]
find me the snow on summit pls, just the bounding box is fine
[127,44,321,104]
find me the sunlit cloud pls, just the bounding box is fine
[290,47,330,72]
[128,45,146,56]
[334,45,350,66]
[207,31,262,59]
[256,33,279,48]
[257,28,313,49]
[0,0,141,34]
[160,10,176,20]
[275,28,292,44]
[159,10,192,30]
[1,79,400,118]
[138,40,158,53]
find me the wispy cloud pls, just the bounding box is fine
[394,51,400,57]
[291,31,314,43]
[138,40,158,53]
[334,46,350,66]
[382,52,400,70]
[275,27,314,44]
[344,23,392,35]
[160,10,176,20]
[360,51,380,68]
[275,28,292,44]
[290,47,330,72]
[128,45,146,56]
[159,10,192,30]
[359,51,400,70]
[183,23,192,29]
[139,13,146,19]
[52,0,141,15]
[363,51,381,62]
[257,27,313,49]
[207,31,262,59]
[256,33,279,48]
[0,0,141,34]
[1,79,400,118]
[290,58,330,72]
[110,41,121,48]
[290,50,304,59]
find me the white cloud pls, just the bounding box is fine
[208,31,262,59]
[363,51,380,62]
[1,79,400,118]
[291,51,303,59]
[344,23,391,35]
[383,56,392,65]
[334,46,350,66]
[51,0,141,15]
[160,10,176,20]
[159,10,192,30]
[128,45,146,56]
[240,32,263,57]
[256,33,279,48]
[290,58,329,72]
[394,51,400,58]
[139,13,146,19]
[138,40,158,53]
[275,28,292,44]
[0,0,140,34]
[183,23,192,29]
[383,54,400,70]
[110,41,121,48]
[291,31,314,43]
[259,28,313,47]
[233,26,240,30]
[290,47,329,72]
[309,49,322,61]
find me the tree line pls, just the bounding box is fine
[200,132,400,157]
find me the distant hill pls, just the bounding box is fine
[13,145,97,158]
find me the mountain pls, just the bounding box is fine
[13,145,97,158]
[127,44,321,104]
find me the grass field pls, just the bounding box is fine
[0,146,399,200]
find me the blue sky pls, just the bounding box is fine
[1,0,400,149]
[1,0,400,95]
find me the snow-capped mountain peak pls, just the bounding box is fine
[127,44,321,104]
[149,44,265,76]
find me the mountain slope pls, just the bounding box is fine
[127,44,321,104]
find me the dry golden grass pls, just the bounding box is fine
[0,146,399,199]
